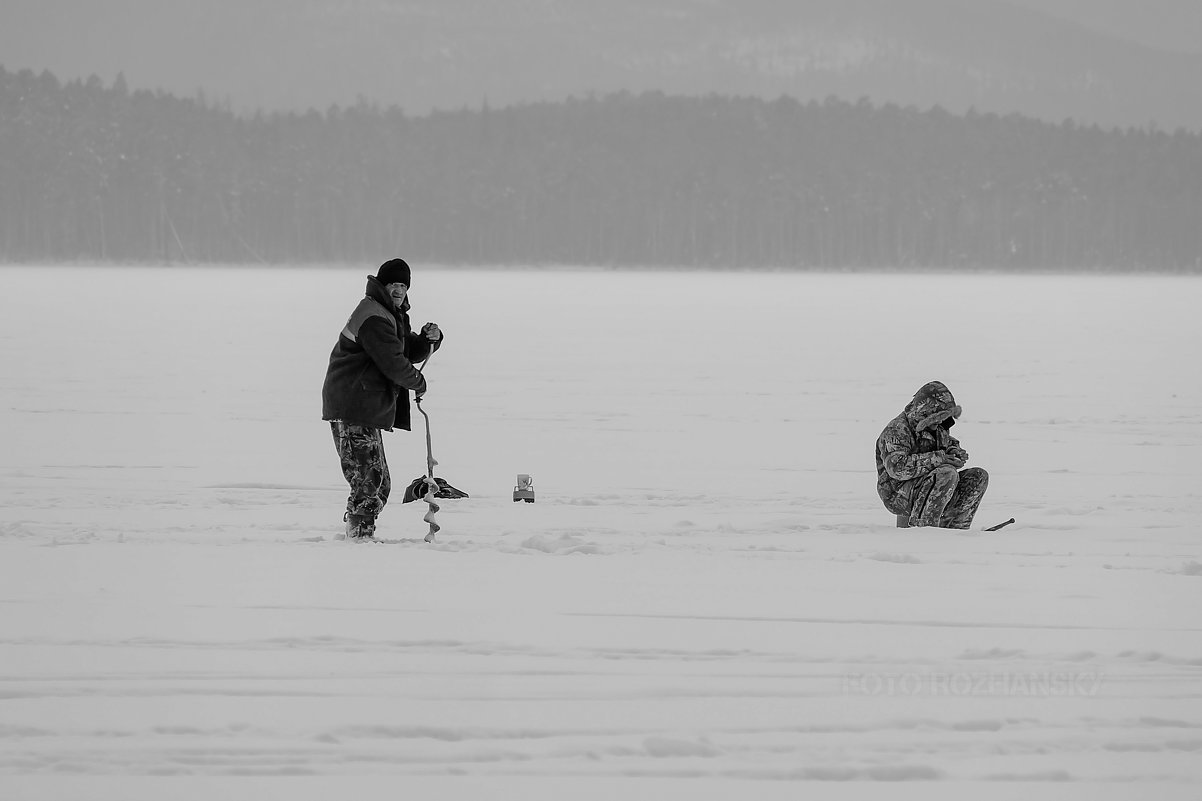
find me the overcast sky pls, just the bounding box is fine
[3,0,1202,124]
[9,1,1197,50]
[1006,0,1202,53]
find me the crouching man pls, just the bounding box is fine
[875,380,988,529]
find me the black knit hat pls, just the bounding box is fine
[376,258,411,288]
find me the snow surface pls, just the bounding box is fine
[1,265,1200,800]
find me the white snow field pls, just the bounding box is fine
[1,265,1200,800]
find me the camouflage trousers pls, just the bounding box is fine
[907,466,989,529]
[330,422,391,519]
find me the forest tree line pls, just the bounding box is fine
[2,65,1201,270]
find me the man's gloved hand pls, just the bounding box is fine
[421,322,443,342]
[942,447,968,468]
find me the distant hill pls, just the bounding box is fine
[5,0,1202,130]
[5,66,1200,269]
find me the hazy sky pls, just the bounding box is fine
[1005,0,1202,53]
[8,1,1198,51]
[6,1,1202,76]
[3,0,1202,126]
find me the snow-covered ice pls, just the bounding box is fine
[1,265,1199,800]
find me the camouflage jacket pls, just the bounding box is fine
[875,381,963,515]
[321,276,436,431]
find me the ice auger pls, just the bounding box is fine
[402,346,468,542]
[414,393,440,543]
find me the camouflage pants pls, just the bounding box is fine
[330,422,391,519]
[908,466,989,529]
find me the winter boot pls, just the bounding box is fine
[344,512,376,540]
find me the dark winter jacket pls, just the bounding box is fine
[875,381,964,515]
[321,276,437,431]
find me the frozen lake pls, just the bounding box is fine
[1,265,1200,799]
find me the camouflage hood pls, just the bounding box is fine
[904,381,962,431]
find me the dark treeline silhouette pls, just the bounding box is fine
[3,65,1201,270]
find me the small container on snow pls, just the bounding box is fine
[513,474,535,503]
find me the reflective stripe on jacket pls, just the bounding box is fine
[321,276,433,431]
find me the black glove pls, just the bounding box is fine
[942,447,968,468]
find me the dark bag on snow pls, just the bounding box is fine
[402,475,470,503]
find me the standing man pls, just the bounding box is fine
[322,259,443,539]
[875,380,989,529]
